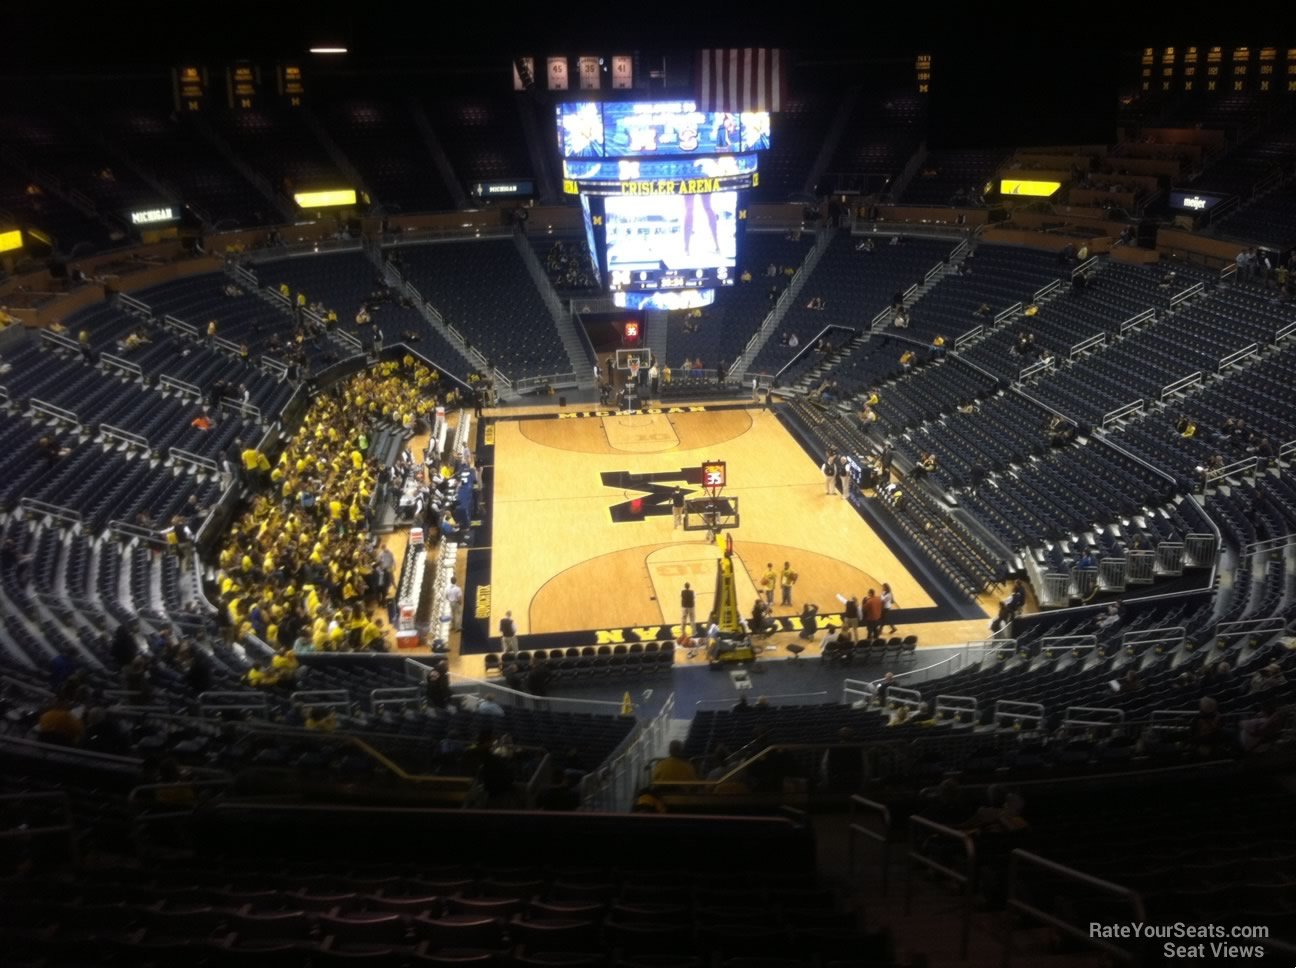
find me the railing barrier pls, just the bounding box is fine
[290,689,352,712]
[1126,549,1156,584]
[100,424,150,450]
[1038,635,1098,659]
[1062,706,1124,729]
[170,448,219,474]
[993,700,1045,730]
[1159,372,1201,399]
[1041,573,1071,608]
[162,313,200,337]
[31,399,80,427]
[369,686,422,715]
[933,694,977,724]
[1155,542,1185,577]
[1169,281,1204,307]
[906,816,976,959]
[1018,357,1055,381]
[1218,343,1258,371]
[1206,455,1258,484]
[1098,557,1126,593]
[1119,308,1155,334]
[848,795,894,894]
[198,690,269,719]
[1033,279,1061,301]
[1101,399,1143,427]
[100,353,144,379]
[994,302,1023,325]
[1184,533,1219,567]
[1071,255,1099,278]
[1068,332,1106,358]
[1003,850,1144,966]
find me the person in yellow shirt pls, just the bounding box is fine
[360,618,386,650]
[305,706,337,731]
[651,741,700,783]
[271,646,299,679]
[246,661,276,687]
[350,450,363,471]
[761,563,777,606]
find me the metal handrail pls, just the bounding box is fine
[1215,616,1286,639]
[694,691,828,709]
[448,673,627,713]
[1241,532,1296,558]
[1159,372,1201,399]
[0,791,79,867]
[994,302,1022,325]
[1218,343,1258,371]
[1206,455,1258,483]
[907,815,976,959]
[198,690,270,719]
[369,686,421,714]
[1121,626,1185,650]
[290,689,351,710]
[1062,706,1125,728]
[1119,308,1155,334]
[848,795,894,894]
[0,675,54,699]
[1169,281,1204,306]
[1003,850,1145,966]
[1102,399,1143,427]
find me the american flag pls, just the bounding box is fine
[696,48,788,114]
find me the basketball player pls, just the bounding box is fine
[680,583,696,636]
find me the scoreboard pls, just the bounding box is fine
[557,100,767,303]
[556,101,770,159]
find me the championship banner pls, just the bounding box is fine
[547,56,569,91]
[611,55,634,90]
[578,56,600,90]
[512,57,535,91]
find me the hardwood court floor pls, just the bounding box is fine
[489,406,938,640]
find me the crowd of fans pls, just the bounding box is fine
[217,359,443,659]
[543,241,599,290]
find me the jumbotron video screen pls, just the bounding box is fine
[604,190,738,292]
[557,99,769,306]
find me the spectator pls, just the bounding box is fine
[305,706,338,731]
[35,691,84,746]
[1240,699,1289,753]
[651,740,699,783]
[1249,663,1286,694]
[1189,697,1228,756]
[477,695,505,717]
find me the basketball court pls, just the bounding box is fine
[449,400,1002,670]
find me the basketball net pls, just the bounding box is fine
[628,358,640,382]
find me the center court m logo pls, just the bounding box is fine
[602,467,704,523]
